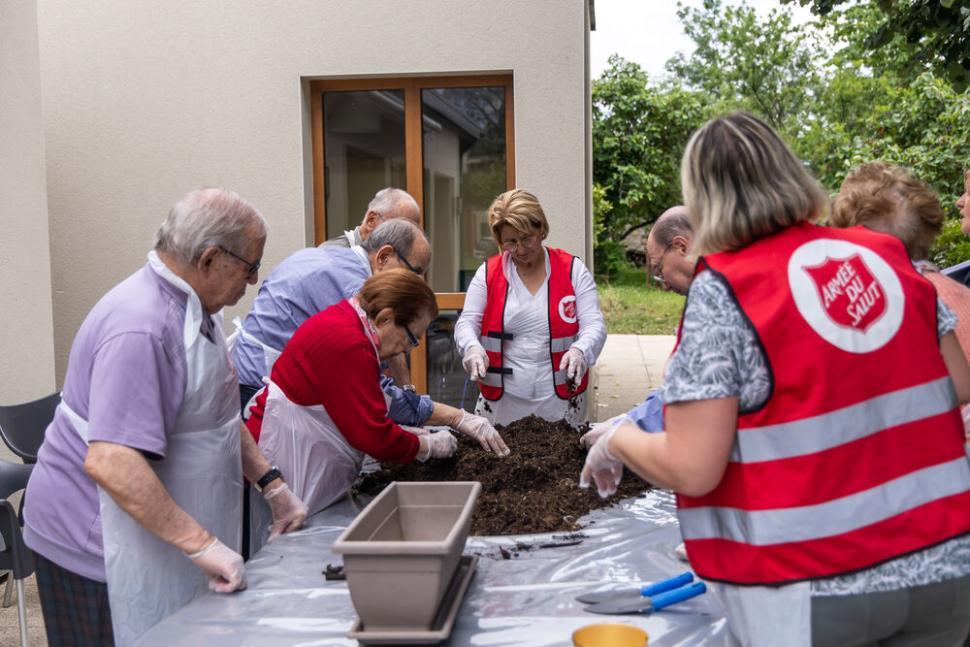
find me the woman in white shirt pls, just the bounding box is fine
[455,189,606,427]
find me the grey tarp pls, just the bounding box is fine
[137,489,735,646]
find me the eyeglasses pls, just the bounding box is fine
[402,322,420,348]
[651,245,673,284]
[219,246,261,278]
[392,247,424,277]
[501,233,537,252]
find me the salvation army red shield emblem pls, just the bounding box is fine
[803,254,887,333]
[558,295,577,323]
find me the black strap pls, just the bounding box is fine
[485,330,514,340]
[487,366,513,375]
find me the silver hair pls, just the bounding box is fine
[650,206,693,248]
[153,188,266,264]
[366,187,419,220]
[362,218,427,255]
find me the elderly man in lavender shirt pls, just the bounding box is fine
[23,188,308,647]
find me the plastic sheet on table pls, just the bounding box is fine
[137,489,736,646]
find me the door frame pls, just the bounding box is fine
[309,74,515,393]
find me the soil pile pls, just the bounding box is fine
[355,415,652,535]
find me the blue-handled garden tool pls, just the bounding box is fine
[575,571,694,605]
[581,579,707,615]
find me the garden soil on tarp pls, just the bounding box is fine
[355,415,652,536]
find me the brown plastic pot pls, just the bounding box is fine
[333,481,481,631]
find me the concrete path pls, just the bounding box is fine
[591,334,676,422]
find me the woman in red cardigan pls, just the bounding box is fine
[245,270,465,544]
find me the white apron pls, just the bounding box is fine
[474,390,587,428]
[228,316,283,379]
[249,297,387,554]
[61,253,242,646]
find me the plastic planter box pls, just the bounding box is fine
[333,481,481,631]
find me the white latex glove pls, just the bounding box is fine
[415,430,458,462]
[580,414,633,449]
[264,482,309,540]
[578,422,624,499]
[454,411,510,456]
[186,537,246,593]
[559,347,587,390]
[462,345,488,382]
[400,424,430,437]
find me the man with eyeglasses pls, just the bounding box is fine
[320,187,421,248]
[583,206,696,443]
[23,189,308,646]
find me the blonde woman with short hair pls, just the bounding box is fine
[454,189,606,427]
[580,113,970,646]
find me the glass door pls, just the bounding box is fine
[311,75,514,403]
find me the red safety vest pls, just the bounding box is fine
[675,222,970,585]
[478,247,588,401]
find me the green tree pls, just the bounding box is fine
[666,0,823,131]
[789,0,970,90]
[591,55,706,275]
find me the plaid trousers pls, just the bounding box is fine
[33,551,114,647]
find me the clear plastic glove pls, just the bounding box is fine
[264,482,309,540]
[462,345,488,382]
[560,347,587,390]
[455,411,510,456]
[415,430,458,462]
[186,537,246,593]
[580,414,633,449]
[578,422,624,498]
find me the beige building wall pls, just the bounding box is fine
[1,0,57,402]
[36,0,592,375]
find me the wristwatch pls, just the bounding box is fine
[255,466,283,492]
[401,384,416,393]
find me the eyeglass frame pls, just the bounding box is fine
[218,246,261,278]
[500,231,539,252]
[402,322,420,348]
[391,246,424,277]
[650,244,674,284]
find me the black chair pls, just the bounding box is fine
[0,392,60,464]
[0,459,34,647]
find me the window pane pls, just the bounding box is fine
[421,87,505,292]
[324,90,406,241]
[426,311,475,412]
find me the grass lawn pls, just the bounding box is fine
[596,264,685,334]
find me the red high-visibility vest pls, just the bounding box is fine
[478,247,588,401]
[675,222,970,585]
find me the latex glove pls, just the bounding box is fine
[454,411,510,456]
[580,414,633,449]
[186,537,246,593]
[264,482,309,540]
[415,430,458,462]
[462,345,488,382]
[400,424,430,437]
[578,422,624,499]
[559,347,587,390]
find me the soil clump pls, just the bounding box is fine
[355,415,652,535]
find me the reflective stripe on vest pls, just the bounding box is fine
[680,456,970,545]
[731,376,956,463]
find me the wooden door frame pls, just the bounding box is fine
[309,73,515,394]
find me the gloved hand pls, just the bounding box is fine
[462,345,488,382]
[264,482,309,540]
[415,430,458,462]
[400,424,430,437]
[579,422,624,499]
[579,414,633,449]
[560,347,587,390]
[186,537,246,593]
[454,411,510,456]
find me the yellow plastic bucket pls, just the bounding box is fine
[572,623,648,647]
